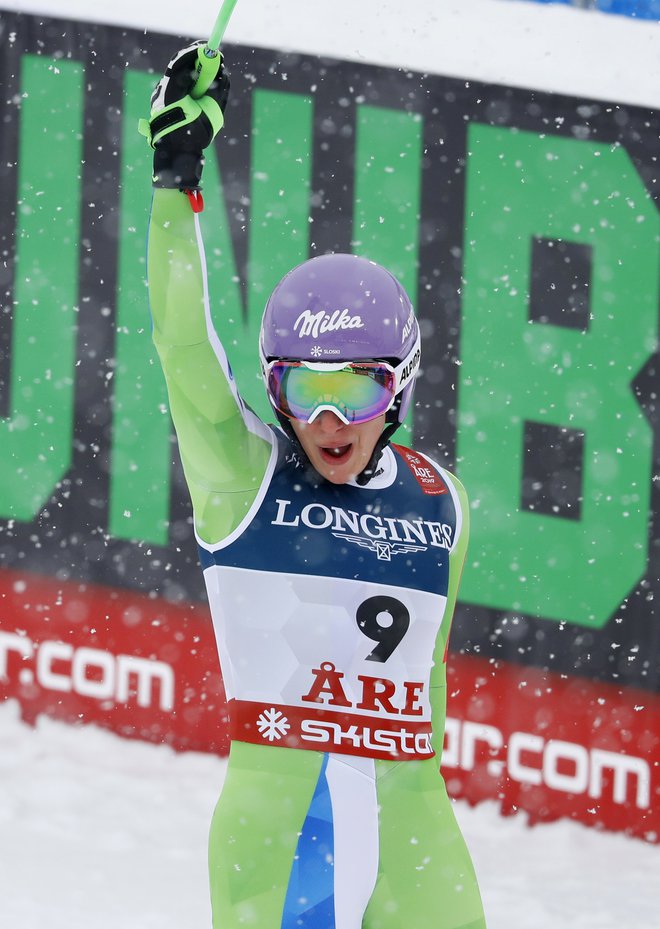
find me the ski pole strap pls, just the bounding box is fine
[184,189,205,213]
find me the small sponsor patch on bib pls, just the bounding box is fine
[392,445,448,496]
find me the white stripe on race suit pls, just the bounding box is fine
[325,754,379,929]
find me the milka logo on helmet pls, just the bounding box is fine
[294,308,365,339]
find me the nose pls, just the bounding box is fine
[312,410,346,433]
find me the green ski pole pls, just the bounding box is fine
[191,0,240,98]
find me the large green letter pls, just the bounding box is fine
[110,69,172,544]
[245,89,313,419]
[352,105,423,302]
[203,88,315,424]
[0,55,83,520]
[353,104,423,439]
[457,125,658,626]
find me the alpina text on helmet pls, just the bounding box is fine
[402,311,416,343]
[399,349,421,386]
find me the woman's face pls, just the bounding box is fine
[290,410,386,484]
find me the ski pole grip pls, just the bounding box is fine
[190,45,221,100]
[190,0,239,99]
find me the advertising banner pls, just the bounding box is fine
[0,11,658,840]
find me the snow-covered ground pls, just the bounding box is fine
[1,700,658,929]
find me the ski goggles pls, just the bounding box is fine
[266,360,399,425]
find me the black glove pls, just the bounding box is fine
[139,41,230,190]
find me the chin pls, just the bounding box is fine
[323,470,352,485]
[314,459,360,485]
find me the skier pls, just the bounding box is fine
[143,42,486,929]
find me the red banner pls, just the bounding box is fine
[1,567,658,842]
[0,567,229,754]
[443,656,660,842]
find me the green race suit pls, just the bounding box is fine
[148,188,486,929]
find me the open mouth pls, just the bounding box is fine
[319,444,352,464]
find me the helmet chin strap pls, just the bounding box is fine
[355,391,406,485]
[354,421,400,486]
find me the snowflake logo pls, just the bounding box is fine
[256,707,291,741]
[310,345,322,357]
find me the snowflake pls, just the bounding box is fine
[256,707,291,741]
[310,345,322,357]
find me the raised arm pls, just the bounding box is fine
[144,45,272,545]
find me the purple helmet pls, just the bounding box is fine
[259,253,421,425]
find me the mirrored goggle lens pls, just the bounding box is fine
[268,362,396,424]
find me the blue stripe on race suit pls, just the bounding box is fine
[282,754,335,929]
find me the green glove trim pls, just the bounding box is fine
[197,95,225,139]
[138,95,224,149]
